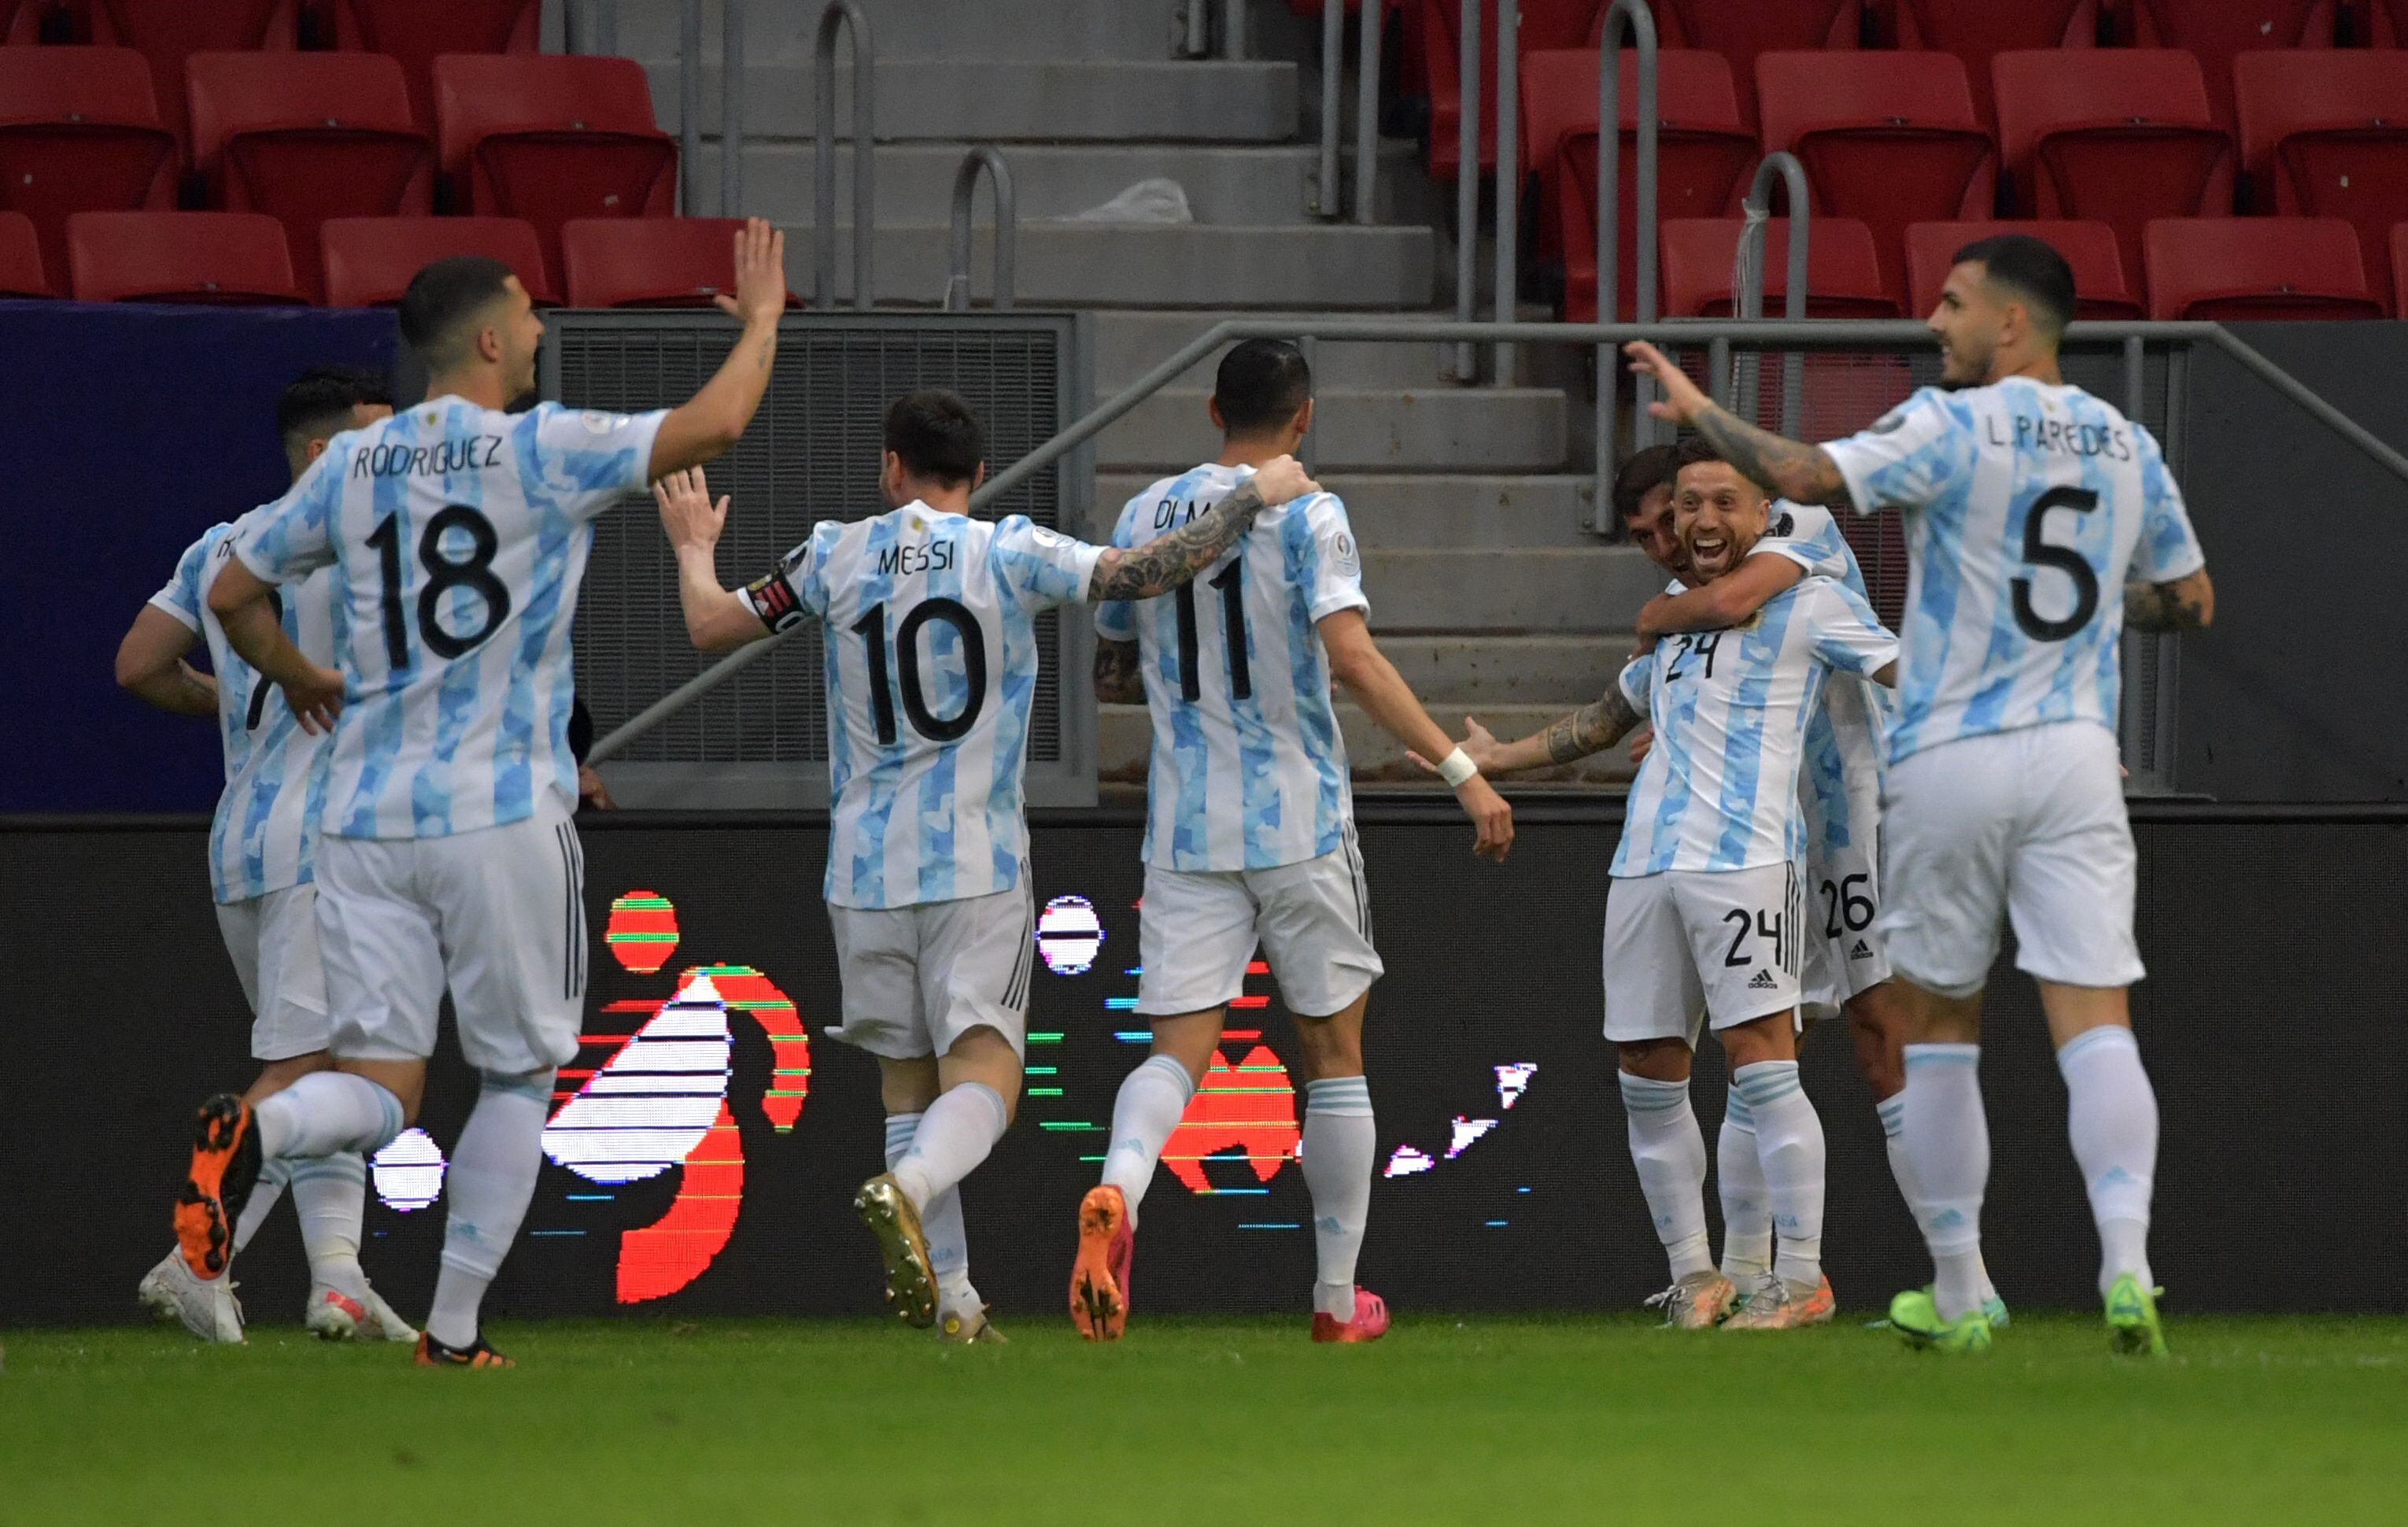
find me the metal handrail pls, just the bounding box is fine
[678,0,702,215]
[1494,0,1520,385]
[1595,0,1659,531]
[1731,151,1809,434]
[814,0,874,312]
[1450,0,1481,378]
[1353,0,1383,224]
[719,0,744,217]
[944,147,1017,312]
[1183,0,1246,58]
[563,0,619,55]
[591,316,2404,765]
[1315,0,1342,216]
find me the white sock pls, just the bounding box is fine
[891,1081,1009,1214]
[290,1152,369,1300]
[1903,1043,1988,1321]
[1882,1092,1998,1308]
[1716,1091,1772,1283]
[1302,1075,1376,1322]
[426,1070,553,1349]
[1619,1072,1712,1282]
[254,1071,405,1161]
[887,1112,978,1317]
[1100,1053,1195,1222]
[1732,1060,1826,1289]
[2057,1026,2158,1298]
[231,1157,291,1255]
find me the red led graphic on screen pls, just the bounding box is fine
[1164,1040,1299,1193]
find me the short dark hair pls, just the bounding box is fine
[1671,434,1766,497]
[277,364,390,452]
[885,389,984,486]
[1213,338,1313,437]
[397,255,517,368]
[1611,442,1681,523]
[1952,233,2076,338]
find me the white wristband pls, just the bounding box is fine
[1437,746,1479,788]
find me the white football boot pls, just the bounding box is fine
[148,1252,246,1343]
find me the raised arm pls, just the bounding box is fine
[1636,553,1807,638]
[114,605,216,716]
[1086,456,1318,604]
[647,220,788,480]
[1623,342,1852,508]
[2124,568,2214,634]
[653,468,774,652]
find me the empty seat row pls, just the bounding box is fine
[0,48,670,299]
[0,209,784,310]
[1520,46,2408,316]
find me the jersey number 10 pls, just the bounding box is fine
[851,598,988,745]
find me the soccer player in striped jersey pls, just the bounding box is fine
[1633,476,2003,1326]
[179,220,789,1367]
[657,389,1322,1344]
[1627,232,2214,1355]
[1450,445,1899,1331]
[1070,339,1514,1345]
[116,367,413,1346]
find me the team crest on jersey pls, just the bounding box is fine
[1330,531,1360,579]
[579,410,619,435]
[1869,409,1907,434]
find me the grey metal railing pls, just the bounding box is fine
[944,147,1017,312]
[1314,0,1343,216]
[1595,0,1660,531]
[593,316,2408,764]
[563,0,619,56]
[678,0,703,214]
[1184,0,1246,58]
[1450,0,1483,378]
[718,0,744,216]
[1728,152,1809,433]
[1494,0,1520,384]
[1353,0,1383,224]
[814,0,874,311]
[1306,2,1384,224]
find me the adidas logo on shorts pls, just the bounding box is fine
[1850,939,1874,959]
[1746,969,1778,991]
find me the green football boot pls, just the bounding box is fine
[1887,1288,1993,1354]
[2104,1273,2168,1357]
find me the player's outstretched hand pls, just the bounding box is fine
[283,663,345,735]
[1457,774,1513,862]
[1250,454,1320,506]
[1404,715,1500,778]
[715,216,787,327]
[654,468,729,553]
[1623,341,1712,426]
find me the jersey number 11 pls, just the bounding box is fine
[1174,559,1250,703]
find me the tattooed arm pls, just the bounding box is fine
[1622,341,1853,507]
[1429,682,1645,780]
[1086,455,1318,602]
[2124,568,2215,633]
[1093,638,1144,704]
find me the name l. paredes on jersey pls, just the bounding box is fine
[348,434,512,480]
[1984,413,2133,462]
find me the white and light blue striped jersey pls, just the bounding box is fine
[1094,463,1368,873]
[1753,502,1888,853]
[232,397,666,839]
[148,515,336,904]
[738,505,1102,910]
[1612,577,1898,878]
[1822,379,2205,764]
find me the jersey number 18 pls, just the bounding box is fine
[367,506,511,670]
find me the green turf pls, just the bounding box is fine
[5,1314,2405,1525]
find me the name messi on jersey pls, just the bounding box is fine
[1983,413,2133,462]
[349,434,509,480]
[877,539,955,577]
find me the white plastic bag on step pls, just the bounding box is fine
[1066,178,1195,224]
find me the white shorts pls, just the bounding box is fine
[214,882,331,1063]
[1880,721,2144,998]
[313,801,587,1076]
[1135,831,1383,1019]
[1800,834,1893,1016]
[1602,863,1804,1044]
[825,880,1036,1061]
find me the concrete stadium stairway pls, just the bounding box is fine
[615,0,1648,786]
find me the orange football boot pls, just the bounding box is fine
[174,1093,262,1279]
[1069,1185,1133,1342]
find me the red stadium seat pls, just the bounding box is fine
[1659,216,1899,316]
[0,207,50,294]
[319,214,551,307]
[2143,216,2383,320]
[2370,0,2408,46]
[2395,222,2408,319]
[1520,47,1754,321]
[1992,50,2233,297]
[1418,0,1604,179]
[1904,220,2140,320]
[66,208,302,303]
[186,51,431,303]
[2,1,76,43]
[563,216,795,308]
[1649,1,1862,132]
[0,46,176,290]
[1755,50,1996,306]
[433,54,674,285]
[2114,0,2336,126]
[2234,50,2408,307]
[86,0,299,161]
[324,0,540,131]
[1886,0,2099,125]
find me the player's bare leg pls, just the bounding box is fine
[2040,981,2166,1355]
[1294,993,1386,1342]
[863,1028,1018,1329]
[1074,1008,1221,1340]
[1718,1014,1834,1329]
[877,1054,997,1341]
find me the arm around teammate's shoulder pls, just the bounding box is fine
[2125,566,2214,633]
[647,220,788,481]
[1084,455,1318,603]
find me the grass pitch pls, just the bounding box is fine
[4,1314,2403,1525]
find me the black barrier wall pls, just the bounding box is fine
[3,807,2401,1328]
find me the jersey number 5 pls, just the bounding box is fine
[367,506,512,670]
[1174,559,1250,703]
[2011,486,2100,642]
[851,598,987,745]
